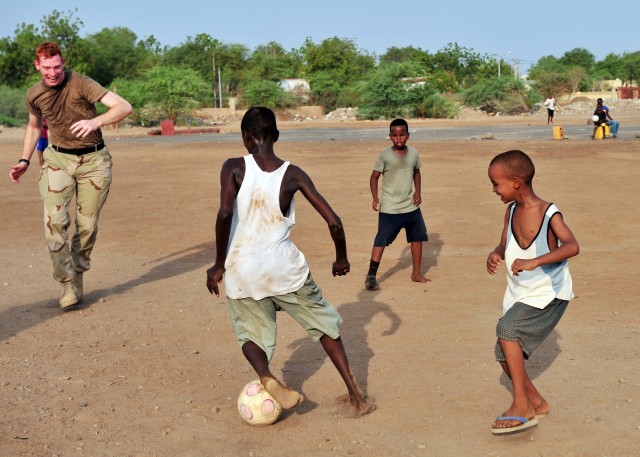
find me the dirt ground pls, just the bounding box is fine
[1,113,639,457]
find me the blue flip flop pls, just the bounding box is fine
[491,415,539,435]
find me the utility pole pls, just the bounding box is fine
[218,67,222,109]
[212,53,217,109]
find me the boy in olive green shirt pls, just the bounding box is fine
[366,118,430,290]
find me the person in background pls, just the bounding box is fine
[592,98,619,138]
[543,95,556,125]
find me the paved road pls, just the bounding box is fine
[117,122,640,145]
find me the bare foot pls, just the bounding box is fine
[411,273,431,283]
[336,393,377,417]
[262,377,303,409]
[335,375,376,417]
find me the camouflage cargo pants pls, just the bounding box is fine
[38,147,112,283]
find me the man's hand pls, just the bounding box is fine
[70,119,101,138]
[9,162,28,183]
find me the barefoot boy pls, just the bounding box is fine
[487,150,579,434]
[206,107,375,417]
[365,118,430,290]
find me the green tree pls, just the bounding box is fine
[0,23,44,88]
[463,77,531,114]
[0,85,28,125]
[379,46,432,67]
[594,53,624,80]
[300,37,374,112]
[432,43,485,87]
[306,71,342,111]
[163,33,221,79]
[559,48,595,72]
[109,77,148,125]
[528,55,563,79]
[357,62,457,119]
[300,37,375,87]
[245,42,303,81]
[567,66,589,93]
[620,52,640,86]
[243,80,295,108]
[143,66,210,121]
[85,27,154,86]
[39,9,91,74]
[164,34,249,104]
[529,55,572,97]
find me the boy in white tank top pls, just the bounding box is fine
[487,150,579,434]
[206,107,375,417]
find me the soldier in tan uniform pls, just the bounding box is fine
[9,42,132,309]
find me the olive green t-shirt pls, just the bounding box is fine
[26,71,108,149]
[373,145,422,214]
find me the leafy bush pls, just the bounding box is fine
[307,71,341,112]
[243,80,295,109]
[413,92,459,119]
[356,62,458,120]
[142,66,210,121]
[109,77,151,125]
[0,85,28,126]
[463,77,532,114]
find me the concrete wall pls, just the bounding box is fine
[560,90,619,102]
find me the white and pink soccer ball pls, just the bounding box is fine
[237,380,282,426]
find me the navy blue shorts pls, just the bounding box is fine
[374,208,428,247]
[37,138,48,152]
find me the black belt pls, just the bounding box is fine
[51,140,105,155]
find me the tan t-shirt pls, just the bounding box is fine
[26,71,108,149]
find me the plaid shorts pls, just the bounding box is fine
[494,298,568,361]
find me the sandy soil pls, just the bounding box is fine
[1,113,639,457]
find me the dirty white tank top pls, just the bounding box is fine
[503,203,574,314]
[224,155,309,299]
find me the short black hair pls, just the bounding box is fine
[390,118,408,132]
[490,150,535,184]
[241,106,279,140]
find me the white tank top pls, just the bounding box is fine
[224,155,309,299]
[503,203,574,314]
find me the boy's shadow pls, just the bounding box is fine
[498,330,563,391]
[377,232,443,285]
[281,288,400,415]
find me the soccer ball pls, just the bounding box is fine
[592,115,600,123]
[237,380,282,426]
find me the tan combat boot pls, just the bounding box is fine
[59,281,79,308]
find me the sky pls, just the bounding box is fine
[1,0,638,75]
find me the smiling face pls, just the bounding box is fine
[34,54,65,87]
[488,163,517,204]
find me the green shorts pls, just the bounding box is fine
[227,273,343,362]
